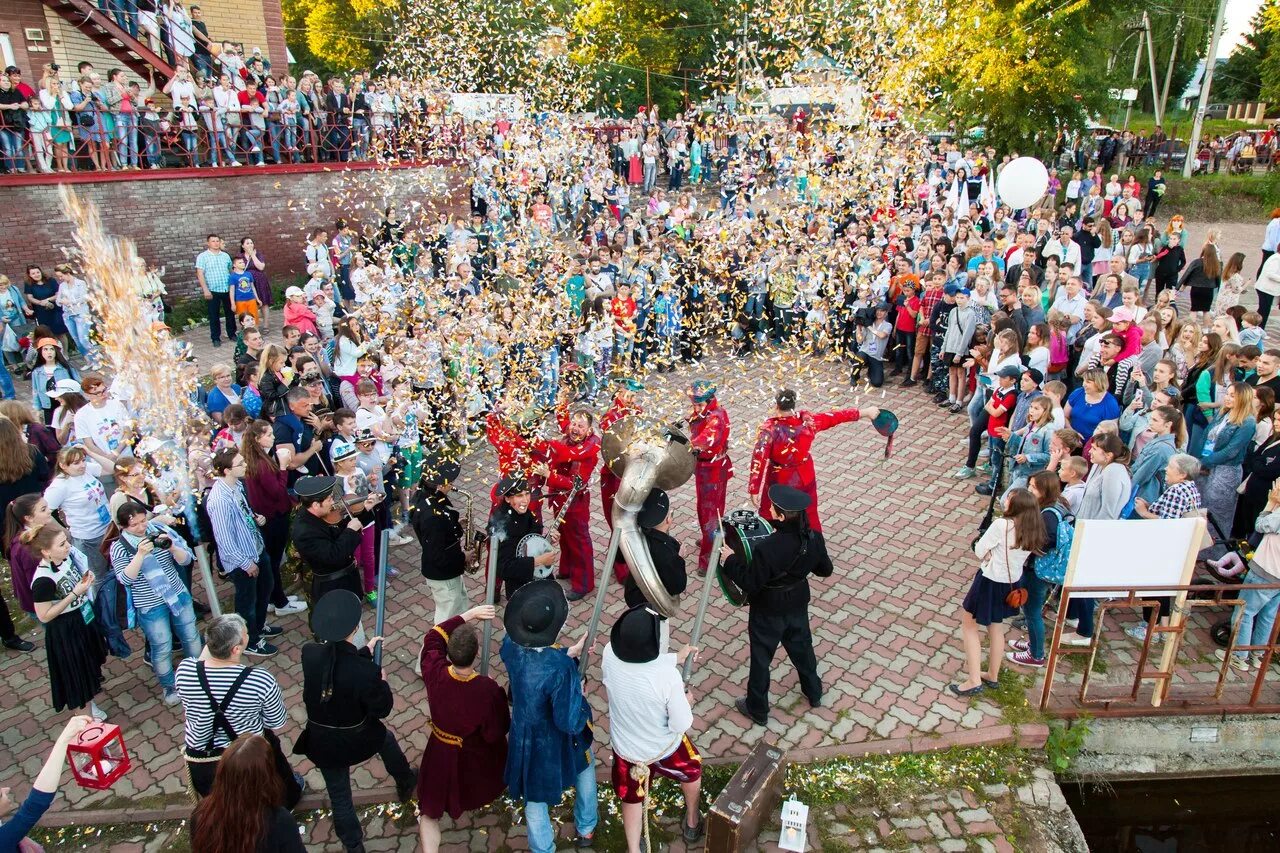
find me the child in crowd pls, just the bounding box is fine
[609,282,638,365]
[331,439,379,600]
[354,379,393,465]
[30,338,76,424]
[650,283,680,371]
[1043,380,1068,430]
[282,286,319,337]
[229,257,260,324]
[312,289,336,339]
[1239,312,1266,349]
[1058,456,1088,514]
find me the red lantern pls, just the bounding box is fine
[66,722,131,790]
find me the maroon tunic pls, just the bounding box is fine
[416,616,510,820]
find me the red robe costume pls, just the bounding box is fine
[484,411,547,519]
[747,408,862,531]
[545,406,602,594]
[416,616,510,820]
[600,395,641,581]
[688,398,733,574]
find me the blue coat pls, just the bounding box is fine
[1202,418,1257,469]
[500,638,592,804]
[1131,433,1177,504]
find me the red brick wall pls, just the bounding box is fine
[2,0,54,80]
[0,166,467,300]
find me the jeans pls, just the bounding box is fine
[267,120,283,163]
[0,361,14,400]
[0,129,26,172]
[210,129,236,165]
[1232,570,1280,660]
[318,730,415,849]
[230,549,274,645]
[241,127,265,164]
[110,0,138,37]
[64,312,96,365]
[181,130,198,165]
[525,753,598,853]
[864,356,885,387]
[352,117,369,159]
[142,127,161,167]
[985,437,1007,490]
[643,161,657,193]
[206,291,237,343]
[115,112,138,168]
[136,592,202,692]
[1022,567,1051,659]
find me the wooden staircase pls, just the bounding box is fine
[42,0,176,83]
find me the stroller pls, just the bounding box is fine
[1198,510,1254,648]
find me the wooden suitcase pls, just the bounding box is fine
[706,738,789,852]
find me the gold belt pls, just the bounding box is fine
[431,722,463,748]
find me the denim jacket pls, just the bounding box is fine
[1201,417,1257,469]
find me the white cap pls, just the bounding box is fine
[285,286,305,299]
[48,378,82,398]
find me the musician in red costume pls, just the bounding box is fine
[747,389,879,531]
[484,400,547,520]
[687,380,733,575]
[599,377,645,582]
[545,404,602,600]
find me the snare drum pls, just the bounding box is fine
[718,509,774,606]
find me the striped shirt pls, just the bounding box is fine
[174,658,287,751]
[109,528,189,611]
[206,479,264,572]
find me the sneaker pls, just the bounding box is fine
[1006,651,1046,668]
[366,591,378,605]
[163,690,182,706]
[270,600,308,616]
[975,483,994,496]
[948,403,964,413]
[937,398,955,408]
[978,447,991,459]
[386,565,400,577]
[901,378,917,387]
[1060,633,1093,646]
[90,705,108,722]
[1124,624,1162,644]
[244,639,279,657]
[683,816,706,843]
[1008,637,1030,652]
[2,637,34,652]
[1214,648,1251,672]
[211,339,223,348]
[566,590,587,602]
[953,466,976,479]
[261,624,284,637]
[977,463,992,475]
[390,533,413,547]
[576,833,595,850]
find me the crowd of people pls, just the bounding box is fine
[2,86,1280,851]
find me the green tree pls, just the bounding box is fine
[280,0,396,73]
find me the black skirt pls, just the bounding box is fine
[44,609,107,711]
[1190,286,1215,312]
[962,570,1020,627]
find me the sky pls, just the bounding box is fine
[1223,0,1264,57]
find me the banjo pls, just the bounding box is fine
[517,475,585,579]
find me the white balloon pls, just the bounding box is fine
[996,157,1049,210]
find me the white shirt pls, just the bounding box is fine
[601,641,692,763]
[74,399,131,455]
[44,462,110,540]
[973,517,1030,585]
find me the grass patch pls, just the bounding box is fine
[984,669,1043,727]
[1160,171,1280,221]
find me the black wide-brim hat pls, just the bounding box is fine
[497,474,530,497]
[504,578,569,648]
[768,483,811,513]
[610,603,662,664]
[421,457,462,488]
[311,590,363,642]
[636,488,669,529]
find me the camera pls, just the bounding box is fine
[146,531,173,549]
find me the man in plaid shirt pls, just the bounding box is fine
[907,269,946,387]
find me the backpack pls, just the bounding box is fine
[1035,505,1074,585]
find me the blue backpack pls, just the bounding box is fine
[1035,505,1075,585]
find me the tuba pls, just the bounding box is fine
[602,415,695,618]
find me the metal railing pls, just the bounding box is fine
[1039,581,1280,718]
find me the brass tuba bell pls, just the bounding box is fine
[602,415,695,618]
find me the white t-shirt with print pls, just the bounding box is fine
[74,400,131,456]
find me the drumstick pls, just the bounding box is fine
[683,514,722,681]
[479,527,501,678]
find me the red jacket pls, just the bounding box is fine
[747,409,861,497]
[689,399,733,480]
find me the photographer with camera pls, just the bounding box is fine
[109,500,203,705]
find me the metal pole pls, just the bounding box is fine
[682,525,723,682]
[1183,0,1229,178]
[1142,12,1163,127]
[195,544,222,617]
[582,526,622,670]
[1159,16,1184,126]
[478,531,500,678]
[1123,29,1145,133]
[374,528,390,666]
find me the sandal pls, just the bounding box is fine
[981,678,1001,690]
[948,682,985,697]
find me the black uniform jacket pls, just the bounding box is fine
[294,641,393,769]
[291,510,362,578]
[411,489,466,581]
[490,503,542,594]
[722,517,833,613]
[624,528,688,608]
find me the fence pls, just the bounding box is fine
[0,107,465,175]
[1039,580,1280,718]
